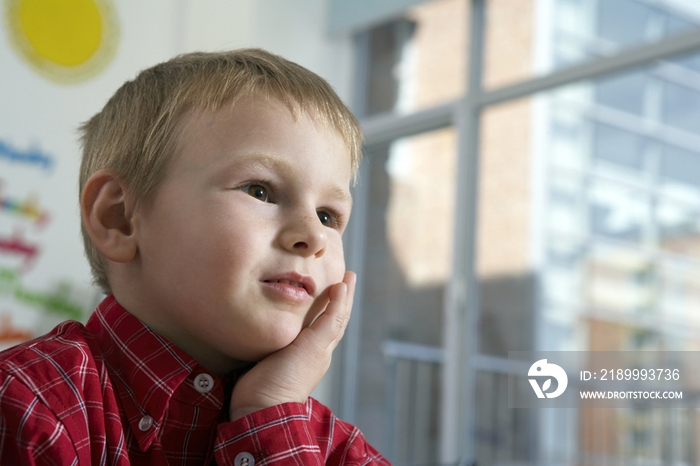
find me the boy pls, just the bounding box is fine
[0,49,390,465]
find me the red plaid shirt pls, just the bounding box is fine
[0,295,389,465]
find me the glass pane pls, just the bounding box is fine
[353,127,457,464]
[473,52,700,463]
[550,105,589,170]
[661,145,700,188]
[362,0,467,116]
[662,81,700,134]
[659,265,700,329]
[584,244,653,313]
[657,198,700,261]
[597,0,658,47]
[484,0,700,89]
[547,173,586,236]
[594,73,648,116]
[483,0,537,89]
[477,98,536,357]
[592,123,648,172]
[672,49,700,72]
[589,181,650,243]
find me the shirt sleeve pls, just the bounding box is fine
[0,371,80,466]
[213,398,391,465]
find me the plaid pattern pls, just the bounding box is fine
[0,295,389,465]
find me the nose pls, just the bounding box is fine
[279,213,327,258]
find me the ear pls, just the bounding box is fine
[81,169,138,263]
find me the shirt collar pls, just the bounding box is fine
[85,295,226,451]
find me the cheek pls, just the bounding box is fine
[326,236,346,283]
[202,220,261,277]
[209,204,264,252]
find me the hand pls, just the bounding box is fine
[228,271,356,421]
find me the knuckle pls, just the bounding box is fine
[334,312,349,331]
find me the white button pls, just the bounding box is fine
[194,373,214,393]
[138,415,154,431]
[234,452,254,466]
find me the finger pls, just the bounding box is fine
[329,271,356,333]
[304,272,355,349]
[343,271,357,320]
[327,272,356,345]
[302,286,331,328]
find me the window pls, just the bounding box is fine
[345,0,700,464]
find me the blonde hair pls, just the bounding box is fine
[79,48,363,295]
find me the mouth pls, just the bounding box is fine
[261,272,316,301]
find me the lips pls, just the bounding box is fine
[266,278,304,287]
[261,272,316,300]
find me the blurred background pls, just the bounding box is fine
[3,0,700,465]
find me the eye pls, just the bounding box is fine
[245,184,269,202]
[317,210,339,228]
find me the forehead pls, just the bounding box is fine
[170,97,353,188]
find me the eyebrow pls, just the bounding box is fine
[325,184,353,208]
[222,153,353,206]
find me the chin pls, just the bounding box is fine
[253,323,302,358]
[246,342,294,362]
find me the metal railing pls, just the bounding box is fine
[381,345,700,465]
[382,340,445,465]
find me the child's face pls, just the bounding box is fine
[131,96,353,373]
